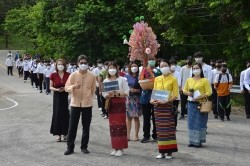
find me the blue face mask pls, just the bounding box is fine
[148,60,156,67]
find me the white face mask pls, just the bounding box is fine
[108,69,117,76]
[160,67,170,75]
[193,69,201,76]
[195,58,203,63]
[47,66,51,69]
[57,65,64,71]
[131,67,138,73]
[79,64,88,70]
[170,65,176,71]
[97,63,103,68]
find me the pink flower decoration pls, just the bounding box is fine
[145,48,151,54]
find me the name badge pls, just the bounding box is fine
[102,81,119,92]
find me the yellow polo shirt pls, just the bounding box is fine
[153,75,179,99]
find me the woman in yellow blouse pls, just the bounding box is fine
[150,60,178,159]
[183,63,212,148]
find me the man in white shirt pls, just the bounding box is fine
[16,58,23,78]
[243,61,250,118]
[92,59,105,115]
[5,55,14,76]
[37,60,46,93]
[23,58,30,82]
[44,63,53,95]
[179,56,193,119]
[67,62,77,74]
[7,50,14,59]
[210,59,223,119]
[30,60,39,89]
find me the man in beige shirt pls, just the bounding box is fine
[64,55,96,155]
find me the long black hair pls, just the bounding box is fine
[192,63,205,78]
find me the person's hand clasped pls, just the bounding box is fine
[73,81,81,89]
[58,87,65,92]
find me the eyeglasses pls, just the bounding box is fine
[79,62,87,65]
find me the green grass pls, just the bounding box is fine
[0,34,34,50]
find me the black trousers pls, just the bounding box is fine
[45,77,51,93]
[218,95,231,119]
[173,100,179,127]
[24,71,29,80]
[211,85,218,115]
[95,87,102,108]
[142,103,157,139]
[101,96,107,116]
[67,107,92,150]
[32,72,39,88]
[180,92,188,116]
[30,71,34,86]
[243,86,250,116]
[38,73,44,91]
[7,66,13,75]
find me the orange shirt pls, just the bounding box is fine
[214,73,233,96]
[65,71,96,107]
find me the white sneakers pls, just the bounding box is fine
[111,150,123,157]
[156,154,173,159]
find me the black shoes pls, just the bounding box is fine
[226,117,230,121]
[141,138,150,143]
[64,149,74,155]
[246,115,250,119]
[179,116,184,120]
[214,115,218,119]
[81,148,89,154]
[188,144,202,148]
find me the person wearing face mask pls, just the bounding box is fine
[37,60,46,93]
[169,58,181,72]
[23,58,30,82]
[30,60,39,89]
[150,60,178,159]
[125,62,142,142]
[67,62,77,74]
[50,59,70,142]
[210,59,216,70]
[16,58,23,78]
[92,59,105,116]
[64,55,96,155]
[179,56,193,120]
[170,63,181,128]
[98,61,110,118]
[140,58,161,143]
[183,63,212,148]
[193,52,212,83]
[214,66,233,121]
[102,61,129,157]
[243,61,250,118]
[210,59,223,119]
[5,55,14,76]
[44,63,53,95]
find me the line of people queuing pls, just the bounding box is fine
[5,51,250,160]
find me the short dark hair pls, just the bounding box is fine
[194,51,204,58]
[216,59,223,63]
[77,55,88,63]
[97,59,102,63]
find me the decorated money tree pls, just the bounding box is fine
[123,16,160,90]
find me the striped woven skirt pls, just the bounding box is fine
[108,97,128,149]
[154,103,178,153]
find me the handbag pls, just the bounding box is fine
[199,98,212,113]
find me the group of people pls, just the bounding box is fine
[5,51,250,160]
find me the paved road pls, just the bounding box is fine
[0,50,250,166]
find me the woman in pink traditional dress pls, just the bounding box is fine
[102,61,129,157]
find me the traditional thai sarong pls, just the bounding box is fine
[187,101,208,146]
[154,103,178,153]
[109,97,128,149]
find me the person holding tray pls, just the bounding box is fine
[183,63,212,148]
[150,59,179,159]
[102,61,129,157]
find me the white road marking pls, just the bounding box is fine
[0,97,19,111]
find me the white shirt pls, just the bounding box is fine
[30,63,38,73]
[7,52,14,59]
[214,73,233,84]
[240,70,246,91]
[202,63,212,82]
[175,65,181,73]
[67,65,77,74]
[243,67,250,90]
[180,65,192,89]
[44,68,53,77]
[28,60,34,70]
[102,76,129,98]
[37,63,46,74]
[5,57,14,66]
[23,61,30,71]
[17,60,23,67]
